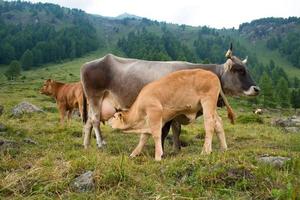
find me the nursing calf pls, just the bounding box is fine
[109,69,235,161]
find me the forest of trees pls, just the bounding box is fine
[0,1,99,69]
[266,32,300,68]
[117,29,196,62]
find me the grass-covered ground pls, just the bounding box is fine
[0,52,299,199]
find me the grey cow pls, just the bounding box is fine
[80,44,260,151]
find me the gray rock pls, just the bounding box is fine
[258,156,291,168]
[272,116,300,129]
[71,171,94,192]
[284,127,300,133]
[12,101,44,117]
[23,138,38,145]
[0,105,3,116]
[0,139,18,151]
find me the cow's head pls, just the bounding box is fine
[220,44,260,96]
[108,112,129,130]
[40,79,55,96]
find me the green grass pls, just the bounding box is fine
[0,54,300,199]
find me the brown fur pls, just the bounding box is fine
[109,69,235,161]
[40,79,83,124]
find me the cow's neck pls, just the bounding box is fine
[176,63,227,89]
[180,63,224,79]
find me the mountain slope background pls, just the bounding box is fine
[1,1,300,108]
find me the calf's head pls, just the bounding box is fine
[220,44,260,96]
[108,112,129,130]
[40,79,55,96]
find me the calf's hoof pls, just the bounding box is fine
[201,150,212,155]
[155,156,162,161]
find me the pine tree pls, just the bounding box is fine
[21,49,33,70]
[259,72,276,107]
[4,60,21,80]
[291,89,300,109]
[276,77,290,108]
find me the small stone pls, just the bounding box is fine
[258,156,290,168]
[23,138,38,145]
[0,139,18,151]
[71,171,94,192]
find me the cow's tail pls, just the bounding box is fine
[82,92,88,123]
[219,89,235,124]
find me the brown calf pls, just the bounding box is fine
[40,79,83,124]
[109,69,235,161]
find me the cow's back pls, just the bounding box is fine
[81,54,200,108]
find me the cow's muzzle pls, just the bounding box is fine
[243,86,260,96]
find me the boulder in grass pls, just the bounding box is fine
[258,156,291,168]
[71,171,94,192]
[12,101,44,117]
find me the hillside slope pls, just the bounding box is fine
[1,1,300,79]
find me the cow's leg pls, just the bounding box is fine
[215,112,227,151]
[161,121,172,151]
[130,133,149,158]
[201,100,216,155]
[83,117,93,148]
[148,109,163,161]
[171,120,181,153]
[89,98,106,148]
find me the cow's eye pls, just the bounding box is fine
[236,68,245,75]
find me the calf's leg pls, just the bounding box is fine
[147,109,163,161]
[130,133,149,157]
[215,112,227,151]
[201,100,216,155]
[58,103,66,125]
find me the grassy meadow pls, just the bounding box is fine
[0,51,300,199]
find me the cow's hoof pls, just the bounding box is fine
[97,144,105,149]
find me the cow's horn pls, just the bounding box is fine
[242,56,248,64]
[225,43,233,58]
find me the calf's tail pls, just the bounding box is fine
[219,89,235,124]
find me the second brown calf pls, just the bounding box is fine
[40,79,83,124]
